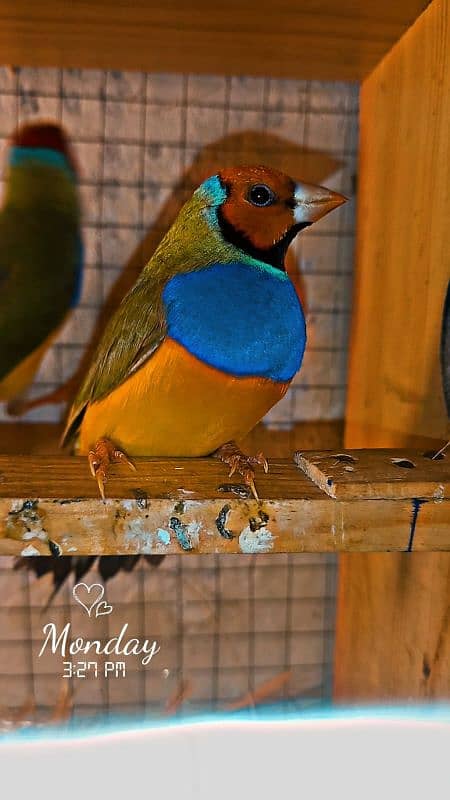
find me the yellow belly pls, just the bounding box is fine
[79,338,289,456]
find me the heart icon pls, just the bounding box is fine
[95,601,113,617]
[72,582,104,616]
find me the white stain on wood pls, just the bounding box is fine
[239,526,275,554]
[433,485,445,501]
[22,529,47,541]
[123,519,155,553]
[21,544,40,556]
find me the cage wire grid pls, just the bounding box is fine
[0,67,357,723]
[0,67,357,426]
[0,553,338,722]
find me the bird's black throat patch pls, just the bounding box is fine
[217,208,311,271]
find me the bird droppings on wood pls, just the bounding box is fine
[217,483,251,498]
[249,510,269,532]
[133,488,148,509]
[239,525,275,553]
[60,534,78,554]
[433,485,445,501]
[122,519,155,554]
[20,543,40,556]
[52,498,84,505]
[215,504,233,539]
[48,539,61,557]
[7,498,48,542]
[22,529,47,541]
[170,516,193,551]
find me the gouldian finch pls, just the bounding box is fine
[0,121,82,413]
[63,166,345,498]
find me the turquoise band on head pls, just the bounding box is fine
[8,146,75,178]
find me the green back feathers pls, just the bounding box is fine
[0,163,81,384]
[63,177,244,445]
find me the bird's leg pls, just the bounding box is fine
[214,441,269,500]
[88,437,136,500]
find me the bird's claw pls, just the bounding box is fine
[216,442,269,500]
[88,438,136,500]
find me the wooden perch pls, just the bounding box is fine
[0,449,448,555]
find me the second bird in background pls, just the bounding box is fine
[0,121,83,416]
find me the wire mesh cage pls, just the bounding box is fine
[0,67,358,428]
[0,66,357,731]
[0,553,337,727]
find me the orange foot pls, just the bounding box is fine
[88,437,136,500]
[215,441,268,500]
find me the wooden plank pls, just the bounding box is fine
[345,0,450,448]
[0,452,448,556]
[0,0,427,81]
[0,455,316,500]
[0,497,427,557]
[414,500,450,551]
[336,0,450,702]
[334,553,450,700]
[295,448,450,499]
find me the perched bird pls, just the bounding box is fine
[0,121,82,413]
[63,166,345,497]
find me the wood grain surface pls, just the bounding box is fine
[336,0,450,702]
[0,0,428,81]
[0,450,448,556]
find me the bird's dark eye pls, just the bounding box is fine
[248,184,275,207]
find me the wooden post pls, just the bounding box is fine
[336,0,450,701]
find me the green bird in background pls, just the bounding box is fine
[0,120,82,414]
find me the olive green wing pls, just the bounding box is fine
[0,205,80,383]
[62,276,168,447]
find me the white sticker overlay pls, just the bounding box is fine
[38,583,160,679]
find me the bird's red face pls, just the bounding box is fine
[217,165,346,269]
[11,122,77,174]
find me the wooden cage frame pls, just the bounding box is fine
[0,0,448,700]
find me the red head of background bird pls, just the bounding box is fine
[10,120,78,175]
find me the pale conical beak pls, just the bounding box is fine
[294,181,347,224]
